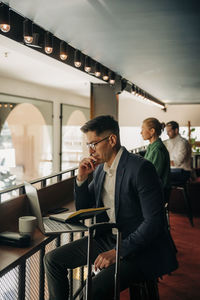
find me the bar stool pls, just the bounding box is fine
[129,279,160,300]
[171,181,194,227]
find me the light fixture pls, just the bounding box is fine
[135,86,139,97]
[74,50,82,68]
[131,84,136,95]
[132,85,165,109]
[60,41,68,61]
[23,19,33,44]
[84,56,91,72]
[141,90,145,99]
[121,78,128,92]
[109,72,115,85]
[0,4,165,108]
[95,62,101,77]
[44,32,53,54]
[0,3,10,33]
[25,32,41,48]
[102,68,109,81]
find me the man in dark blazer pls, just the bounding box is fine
[44,115,178,300]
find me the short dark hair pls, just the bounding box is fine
[166,121,179,130]
[81,115,119,137]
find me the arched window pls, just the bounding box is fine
[0,96,53,195]
[61,104,89,170]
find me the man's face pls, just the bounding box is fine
[86,131,114,165]
[166,125,178,139]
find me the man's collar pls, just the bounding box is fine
[104,147,124,176]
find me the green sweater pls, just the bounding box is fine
[144,138,171,190]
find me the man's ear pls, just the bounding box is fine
[109,134,117,147]
[175,128,179,135]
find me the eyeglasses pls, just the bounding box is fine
[86,135,110,150]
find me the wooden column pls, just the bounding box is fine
[90,83,118,120]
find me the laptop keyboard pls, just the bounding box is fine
[43,218,71,231]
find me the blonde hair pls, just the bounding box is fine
[143,118,165,137]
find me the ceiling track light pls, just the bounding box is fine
[121,78,128,91]
[135,86,139,97]
[44,31,53,54]
[141,90,145,99]
[0,3,164,107]
[84,56,91,72]
[102,68,109,81]
[109,72,115,85]
[23,19,33,44]
[60,41,68,61]
[0,3,10,33]
[138,88,142,98]
[131,84,136,95]
[132,85,165,109]
[95,62,101,77]
[74,50,82,68]
[26,32,41,48]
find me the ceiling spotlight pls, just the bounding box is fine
[131,84,136,95]
[23,19,33,44]
[74,50,82,68]
[44,32,53,54]
[109,72,115,85]
[60,41,68,61]
[135,86,139,97]
[121,78,128,92]
[102,68,109,81]
[26,33,41,48]
[84,56,91,73]
[95,62,101,77]
[0,4,10,33]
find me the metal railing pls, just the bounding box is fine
[0,165,89,300]
[130,145,147,155]
[0,166,78,203]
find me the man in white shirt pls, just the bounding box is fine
[44,115,178,300]
[165,121,191,185]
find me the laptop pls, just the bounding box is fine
[24,181,88,235]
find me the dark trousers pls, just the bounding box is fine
[44,234,145,300]
[170,168,191,185]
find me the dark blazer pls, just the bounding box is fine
[75,147,178,278]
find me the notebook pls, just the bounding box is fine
[24,181,87,235]
[49,207,109,223]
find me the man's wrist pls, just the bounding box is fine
[77,175,88,182]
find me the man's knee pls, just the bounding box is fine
[44,249,57,269]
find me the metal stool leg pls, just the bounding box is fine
[172,184,194,227]
[182,184,194,227]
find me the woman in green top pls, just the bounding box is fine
[141,117,171,203]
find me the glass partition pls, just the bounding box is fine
[120,126,200,152]
[0,94,53,198]
[61,104,89,171]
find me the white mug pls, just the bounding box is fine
[19,216,37,237]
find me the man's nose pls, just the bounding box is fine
[89,147,95,155]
